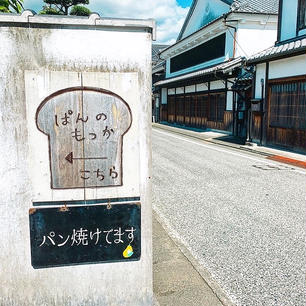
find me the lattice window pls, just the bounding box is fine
[196,94,209,118]
[177,95,185,117]
[269,80,306,130]
[208,93,225,122]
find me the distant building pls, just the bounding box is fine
[153,0,278,139]
[152,44,168,122]
[152,44,168,85]
[247,0,306,153]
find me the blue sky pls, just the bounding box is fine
[178,0,193,8]
[23,0,193,44]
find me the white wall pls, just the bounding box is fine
[176,87,184,94]
[226,91,233,111]
[161,87,168,104]
[168,88,175,95]
[210,80,225,90]
[0,14,153,306]
[186,85,196,93]
[269,54,306,79]
[196,82,209,91]
[236,24,277,58]
[181,0,229,39]
[255,63,266,99]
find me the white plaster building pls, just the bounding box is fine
[247,0,306,153]
[154,0,278,138]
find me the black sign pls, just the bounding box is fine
[29,203,141,269]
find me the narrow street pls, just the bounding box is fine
[152,127,306,306]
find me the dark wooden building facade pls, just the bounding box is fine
[248,0,306,153]
[159,75,235,133]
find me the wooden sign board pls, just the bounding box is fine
[29,203,141,269]
[36,87,132,189]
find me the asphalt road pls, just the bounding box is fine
[152,127,306,306]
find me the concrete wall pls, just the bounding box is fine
[0,12,154,306]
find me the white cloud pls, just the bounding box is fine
[23,0,189,45]
[89,0,189,44]
[100,0,189,44]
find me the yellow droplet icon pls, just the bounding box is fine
[123,245,134,258]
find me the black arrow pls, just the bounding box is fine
[65,152,107,164]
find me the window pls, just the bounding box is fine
[297,0,306,31]
[269,80,306,130]
[208,93,225,122]
[170,34,226,73]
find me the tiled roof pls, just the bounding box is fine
[152,44,169,65]
[247,38,306,64]
[152,61,166,73]
[154,57,243,86]
[231,0,278,14]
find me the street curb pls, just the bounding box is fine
[267,155,306,169]
[152,123,274,158]
[153,208,237,306]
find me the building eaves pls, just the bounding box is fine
[177,0,277,42]
[162,9,277,58]
[152,44,169,67]
[161,14,226,57]
[152,44,169,58]
[154,57,244,87]
[152,61,165,73]
[247,37,306,64]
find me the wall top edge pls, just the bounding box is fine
[0,10,156,39]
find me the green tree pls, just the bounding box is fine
[39,5,63,15]
[0,0,24,13]
[0,0,9,12]
[70,5,91,16]
[42,0,89,15]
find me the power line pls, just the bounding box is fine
[226,26,249,57]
